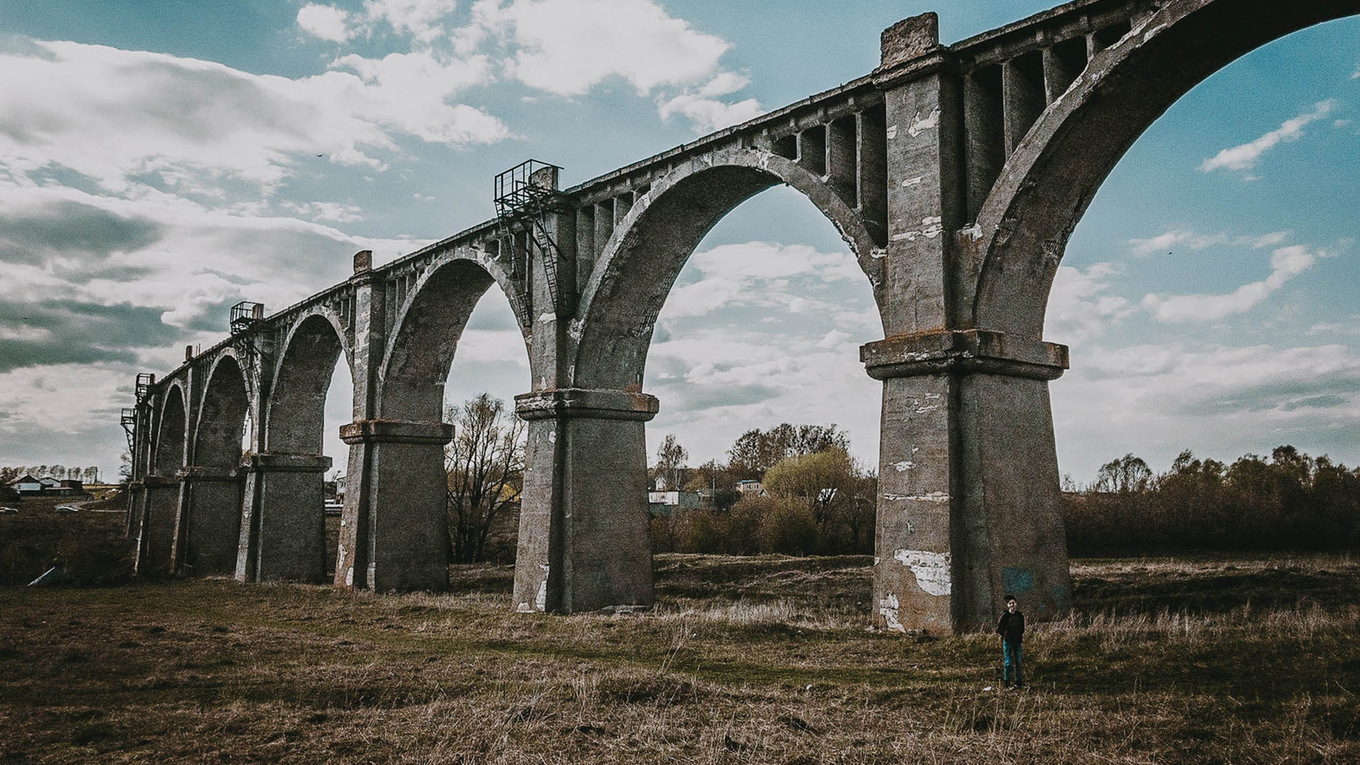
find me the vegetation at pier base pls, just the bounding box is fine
[2,554,1359,763]
[444,394,525,564]
[650,424,878,557]
[1064,446,1360,555]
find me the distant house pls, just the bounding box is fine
[8,475,43,495]
[736,479,765,497]
[648,489,701,517]
[6,475,89,497]
[56,480,86,496]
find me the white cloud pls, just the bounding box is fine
[282,200,365,223]
[1045,262,1134,343]
[301,0,757,133]
[331,49,506,145]
[1130,229,1289,256]
[477,0,729,95]
[297,4,354,43]
[0,181,412,329]
[1141,244,1323,322]
[364,0,459,42]
[0,40,507,200]
[662,241,863,319]
[0,365,125,436]
[1200,100,1334,173]
[658,92,762,133]
[300,0,458,44]
[1053,341,1360,480]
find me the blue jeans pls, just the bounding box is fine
[1002,640,1023,685]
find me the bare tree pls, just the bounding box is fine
[445,394,526,563]
[651,433,689,490]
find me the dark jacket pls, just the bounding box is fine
[997,610,1025,644]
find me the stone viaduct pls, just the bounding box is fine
[125,0,1359,632]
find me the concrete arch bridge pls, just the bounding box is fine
[125,0,1359,632]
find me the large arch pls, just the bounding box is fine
[184,353,251,575]
[971,0,1360,336]
[512,150,885,613]
[379,257,515,421]
[153,383,187,477]
[574,150,886,389]
[141,383,187,575]
[339,255,527,593]
[267,311,349,454]
[239,311,351,583]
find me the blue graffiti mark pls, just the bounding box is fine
[1001,567,1034,594]
[1052,584,1070,607]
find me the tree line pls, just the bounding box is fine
[1063,446,1360,554]
[1,466,100,483]
[439,393,1360,563]
[438,396,877,562]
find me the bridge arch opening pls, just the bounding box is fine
[347,256,528,590]
[153,385,187,478]
[1000,12,1360,489]
[575,158,885,561]
[267,313,350,455]
[972,1,1360,338]
[575,155,885,392]
[246,312,353,583]
[197,355,249,469]
[186,354,250,574]
[142,384,187,573]
[439,277,531,566]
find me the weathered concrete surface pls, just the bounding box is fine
[178,468,243,575]
[338,420,453,591]
[129,0,1360,631]
[138,477,180,576]
[513,389,659,612]
[236,453,330,583]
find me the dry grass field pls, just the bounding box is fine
[1,512,1357,763]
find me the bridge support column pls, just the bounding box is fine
[512,388,659,614]
[235,453,331,583]
[173,467,243,576]
[134,475,181,576]
[335,420,453,592]
[863,330,1073,633]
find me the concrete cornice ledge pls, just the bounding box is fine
[861,329,1069,381]
[515,388,661,422]
[339,421,454,445]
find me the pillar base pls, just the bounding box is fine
[864,329,1071,633]
[236,453,331,584]
[336,420,453,593]
[513,388,658,614]
[176,466,243,577]
[135,476,181,577]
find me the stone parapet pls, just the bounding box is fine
[339,420,454,445]
[861,329,1068,381]
[515,388,660,422]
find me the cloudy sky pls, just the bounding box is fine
[1,0,1356,485]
